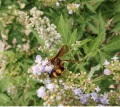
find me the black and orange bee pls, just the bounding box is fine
[49,45,79,78]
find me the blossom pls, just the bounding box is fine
[103,60,110,66]
[112,56,118,61]
[37,86,46,99]
[56,2,60,7]
[56,96,62,100]
[67,3,80,14]
[7,85,17,94]
[90,92,98,101]
[99,93,109,105]
[104,69,110,75]
[44,77,51,84]
[32,64,44,75]
[29,7,61,50]
[35,55,42,64]
[80,94,90,105]
[73,88,82,96]
[95,86,101,93]
[42,59,49,66]
[45,65,53,74]
[46,83,55,92]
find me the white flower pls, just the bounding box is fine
[73,88,82,96]
[103,60,110,66]
[56,96,61,100]
[37,86,46,99]
[112,56,118,61]
[46,83,55,92]
[7,85,17,94]
[44,77,51,84]
[30,7,37,15]
[35,55,42,64]
[90,92,98,101]
[56,2,60,7]
[95,86,101,93]
[67,3,80,14]
[42,59,49,66]
[32,64,44,75]
[28,7,62,51]
[104,69,111,75]
[45,65,53,74]
[99,93,109,105]
[19,3,26,9]
[68,10,73,14]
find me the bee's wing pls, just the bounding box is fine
[55,45,69,58]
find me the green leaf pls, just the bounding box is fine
[79,39,91,47]
[83,43,89,55]
[87,13,106,43]
[99,51,106,66]
[102,35,120,52]
[86,3,96,13]
[58,15,69,44]
[98,13,106,43]
[21,0,28,3]
[114,0,120,13]
[111,22,120,32]
[24,89,37,100]
[92,75,105,82]
[0,21,6,34]
[0,77,10,92]
[89,34,102,52]
[23,59,34,64]
[0,93,10,104]
[31,29,45,46]
[113,13,120,23]
[69,29,77,45]
[87,64,100,78]
[87,22,98,34]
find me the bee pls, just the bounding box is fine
[49,45,79,78]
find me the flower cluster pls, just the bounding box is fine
[71,41,81,50]
[17,0,26,9]
[28,55,54,80]
[7,85,17,95]
[107,90,120,105]
[103,56,120,83]
[67,3,80,14]
[28,55,110,106]
[19,7,62,52]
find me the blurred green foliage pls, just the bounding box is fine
[0,0,120,106]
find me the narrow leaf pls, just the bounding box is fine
[0,77,10,92]
[58,15,69,44]
[86,3,96,13]
[102,35,120,52]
